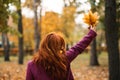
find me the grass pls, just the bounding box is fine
[71,52,108,69]
[70,52,108,80]
[0,51,108,67]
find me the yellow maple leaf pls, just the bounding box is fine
[83,11,99,27]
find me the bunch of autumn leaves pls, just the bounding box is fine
[83,11,99,28]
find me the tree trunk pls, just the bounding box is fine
[33,0,40,52]
[18,0,24,64]
[89,0,99,66]
[2,33,10,61]
[90,38,99,66]
[39,5,42,46]
[105,0,120,80]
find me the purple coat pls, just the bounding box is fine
[26,30,97,80]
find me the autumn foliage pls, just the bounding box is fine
[83,11,99,27]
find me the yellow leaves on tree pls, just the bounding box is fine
[22,16,34,49]
[63,6,76,20]
[41,12,60,37]
[60,5,76,43]
[83,11,99,27]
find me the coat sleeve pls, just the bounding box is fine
[26,61,34,80]
[66,29,97,63]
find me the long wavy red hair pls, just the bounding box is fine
[33,32,68,80]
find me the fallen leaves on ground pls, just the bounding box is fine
[0,62,26,80]
[72,66,108,80]
[0,61,108,80]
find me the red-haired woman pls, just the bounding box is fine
[26,26,97,80]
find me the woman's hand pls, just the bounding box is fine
[88,26,96,32]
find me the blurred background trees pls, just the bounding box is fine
[23,0,42,52]
[0,0,16,61]
[0,0,120,80]
[89,0,99,66]
[17,0,24,64]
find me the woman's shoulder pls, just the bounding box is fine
[27,60,34,66]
